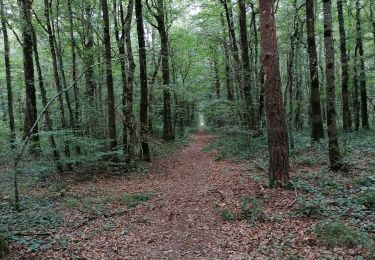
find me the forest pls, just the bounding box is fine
[0,0,374,258]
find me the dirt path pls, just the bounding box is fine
[123,132,236,259]
[7,132,321,259]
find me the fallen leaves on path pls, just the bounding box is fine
[5,133,368,259]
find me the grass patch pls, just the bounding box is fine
[220,208,235,221]
[0,234,9,257]
[240,196,265,224]
[357,190,375,210]
[315,221,372,249]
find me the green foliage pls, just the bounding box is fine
[0,234,9,257]
[103,193,153,208]
[297,197,325,218]
[357,190,375,210]
[240,196,265,224]
[64,197,80,208]
[315,221,372,249]
[204,127,267,161]
[220,208,235,221]
[202,100,239,127]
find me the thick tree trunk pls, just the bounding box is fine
[337,0,352,132]
[83,4,96,101]
[323,0,341,170]
[18,0,40,152]
[306,0,324,141]
[0,0,16,146]
[259,0,290,187]
[101,0,117,150]
[135,0,151,162]
[355,0,369,129]
[239,0,253,127]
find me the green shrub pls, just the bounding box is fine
[357,190,375,209]
[0,234,9,257]
[64,197,80,208]
[220,208,235,221]
[104,193,153,208]
[315,221,371,248]
[240,196,265,223]
[297,197,325,218]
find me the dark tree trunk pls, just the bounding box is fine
[323,0,341,170]
[101,0,118,150]
[213,55,221,99]
[154,0,174,142]
[83,4,96,100]
[44,0,71,160]
[135,0,150,162]
[355,0,369,129]
[353,48,360,131]
[0,0,16,146]
[31,26,61,167]
[18,0,40,151]
[221,0,242,99]
[239,0,253,127]
[68,0,81,155]
[371,5,375,65]
[259,0,290,187]
[337,0,351,132]
[306,0,324,141]
[220,13,234,101]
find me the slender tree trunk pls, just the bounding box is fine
[83,4,96,101]
[0,0,16,146]
[135,0,150,162]
[68,0,81,155]
[306,0,324,141]
[213,54,221,99]
[259,0,290,187]
[353,48,360,131]
[239,0,253,127]
[355,0,369,129]
[101,0,118,150]
[18,0,40,152]
[125,0,136,164]
[323,0,341,170]
[31,26,61,168]
[154,0,174,142]
[220,13,234,101]
[337,0,352,131]
[370,5,375,65]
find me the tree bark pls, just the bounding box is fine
[31,26,61,167]
[306,0,324,141]
[18,0,40,152]
[0,0,16,146]
[239,0,253,127]
[323,0,341,170]
[220,13,234,101]
[337,0,351,132]
[355,0,369,129]
[101,0,118,150]
[259,0,290,187]
[135,0,151,162]
[353,47,360,131]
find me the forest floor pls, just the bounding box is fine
[1,131,374,259]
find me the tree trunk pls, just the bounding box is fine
[0,0,16,146]
[135,0,151,162]
[337,0,352,132]
[125,0,136,164]
[239,0,253,127]
[18,0,40,152]
[353,48,360,131]
[101,0,118,150]
[259,0,290,187]
[83,4,96,101]
[323,0,341,170]
[213,54,221,99]
[306,0,324,141]
[220,13,234,101]
[31,26,61,168]
[355,0,369,129]
[68,0,81,155]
